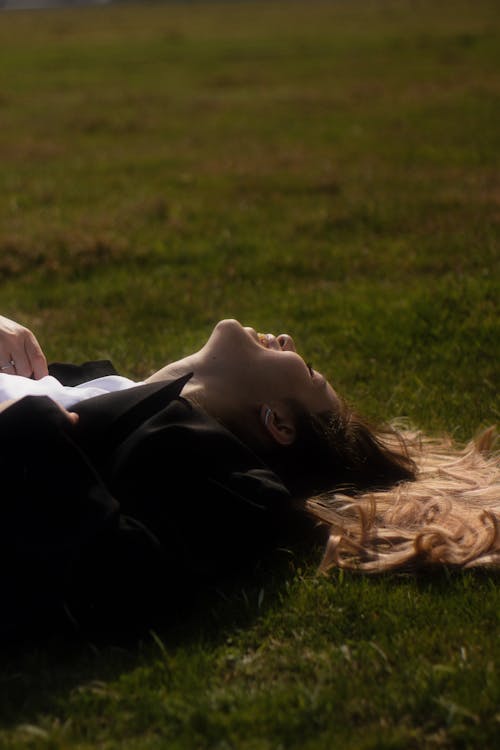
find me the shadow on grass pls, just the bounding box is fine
[0,543,313,729]
[1,529,498,731]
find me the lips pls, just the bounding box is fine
[257,332,297,352]
[258,332,283,350]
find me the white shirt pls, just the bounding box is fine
[0,373,142,410]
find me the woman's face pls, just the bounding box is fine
[199,319,339,416]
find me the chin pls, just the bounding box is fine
[215,318,243,329]
[206,319,240,345]
[208,319,257,353]
[211,319,245,339]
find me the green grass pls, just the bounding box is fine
[0,0,499,747]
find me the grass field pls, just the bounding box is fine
[1,0,499,747]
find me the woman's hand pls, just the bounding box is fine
[0,315,48,379]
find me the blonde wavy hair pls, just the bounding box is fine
[307,426,499,573]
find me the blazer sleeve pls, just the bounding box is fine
[107,399,308,584]
[0,396,173,639]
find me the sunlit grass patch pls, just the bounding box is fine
[0,1,498,748]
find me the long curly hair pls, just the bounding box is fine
[307,425,499,572]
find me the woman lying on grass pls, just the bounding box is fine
[0,317,498,638]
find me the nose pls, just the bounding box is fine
[277,334,296,352]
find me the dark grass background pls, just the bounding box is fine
[0,1,499,747]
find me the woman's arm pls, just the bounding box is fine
[0,315,48,379]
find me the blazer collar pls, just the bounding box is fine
[72,373,193,460]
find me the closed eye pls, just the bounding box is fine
[306,362,314,378]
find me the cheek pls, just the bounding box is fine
[250,351,308,397]
[276,352,309,386]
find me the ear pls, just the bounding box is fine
[260,403,296,446]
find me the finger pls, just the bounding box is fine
[8,346,32,377]
[0,342,15,370]
[56,401,80,424]
[24,333,48,379]
[0,358,16,372]
[57,405,79,425]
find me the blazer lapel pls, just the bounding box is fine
[72,373,193,471]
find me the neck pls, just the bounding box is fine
[145,352,204,399]
[145,349,257,438]
[145,342,235,408]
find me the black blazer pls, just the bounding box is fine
[1,361,307,638]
